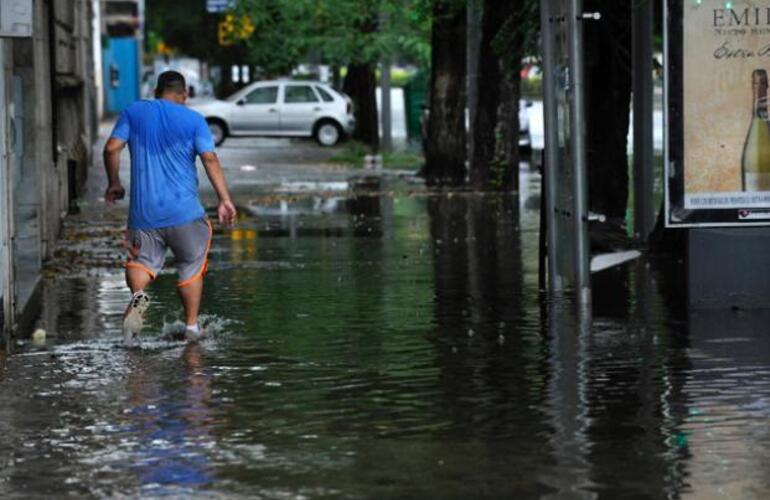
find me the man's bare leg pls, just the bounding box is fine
[126,267,153,293]
[178,277,204,339]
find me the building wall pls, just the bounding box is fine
[0,0,96,347]
[34,0,56,258]
[0,40,13,339]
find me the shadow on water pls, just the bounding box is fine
[0,175,769,498]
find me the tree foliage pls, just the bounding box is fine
[228,0,431,75]
[146,0,232,61]
[146,0,430,75]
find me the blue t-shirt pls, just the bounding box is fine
[110,100,215,229]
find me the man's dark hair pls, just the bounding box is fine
[155,70,187,97]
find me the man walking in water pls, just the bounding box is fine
[103,70,236,346]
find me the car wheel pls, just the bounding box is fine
[208,120,227,147]
[315,121,342,147]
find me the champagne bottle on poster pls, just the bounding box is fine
[741,69,770,191]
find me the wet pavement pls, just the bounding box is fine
[0,128,769,499]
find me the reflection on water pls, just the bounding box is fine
[0,177,769,498]
[122,343,217,496]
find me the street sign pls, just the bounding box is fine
[207,0,234,14]
[666,0,770,227]
[0,0,32,38]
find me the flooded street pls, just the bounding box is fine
[0,156,769,498]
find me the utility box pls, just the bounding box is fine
[102,37,140,113]
[688,228,770,309]
[0,0,32,38]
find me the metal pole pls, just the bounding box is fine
[539,0,563,292]
[0,39,7,341]
[567,0,591,304]
[136,0,145,101]
[633,0,655,240]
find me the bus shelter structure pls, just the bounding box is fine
[538,0,654,304]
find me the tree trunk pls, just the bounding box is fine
[494,70,521,191]
[470,0,522,190]
[466,0,482,172]
[424,1,466,186]
[343,63,379,151]
[331,66,342,89]
[584,0,632,222]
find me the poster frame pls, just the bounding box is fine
[665,0,770,227]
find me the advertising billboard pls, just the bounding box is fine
[667,0,770,226]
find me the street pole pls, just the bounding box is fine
[568,0,591,305]
[632,0,655,241]
[539,0,564,292]
[0,39,6,340]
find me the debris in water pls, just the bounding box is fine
[32,329,47,346]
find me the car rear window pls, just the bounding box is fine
[315,86,335,102]
[284,85,319,103]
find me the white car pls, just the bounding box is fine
[519,100,533,153]
[189,80,355,147]
[420,100,533,154]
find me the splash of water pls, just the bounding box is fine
[159,314,239,344]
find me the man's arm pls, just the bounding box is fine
[103,138,126,203]
[200,151,237,226]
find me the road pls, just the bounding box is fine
[84,121,396,210]
[1,114,768,499]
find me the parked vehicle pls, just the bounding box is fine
[189,80,355,147]
[420,100,533,154]
[518,100,533,154]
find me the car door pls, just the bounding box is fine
[228,85,280,133]
[279,84,323,134]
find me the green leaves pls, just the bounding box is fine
[230,0,431,72]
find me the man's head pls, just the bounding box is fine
[155,70,187,103]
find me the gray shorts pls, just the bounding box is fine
[125,217,212,287]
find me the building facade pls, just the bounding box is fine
[0,0,97,346]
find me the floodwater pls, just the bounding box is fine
[1,173,769,499]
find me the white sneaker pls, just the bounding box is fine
[123,291,150,347]
[185,324,205,343]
